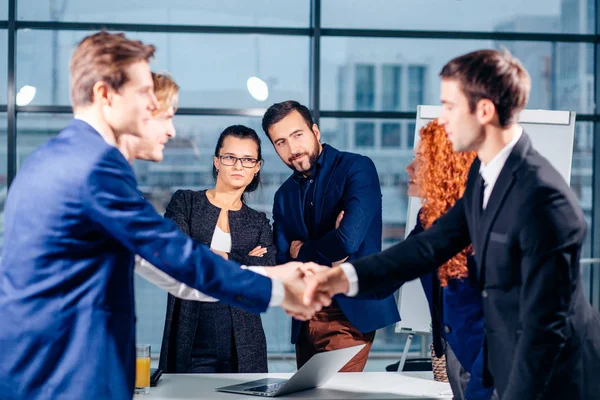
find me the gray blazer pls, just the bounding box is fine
[158,189,276,373]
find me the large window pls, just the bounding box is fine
[3,0,600,369]
[18,0,309,27]
[321,37,594,114]
[17,30,309,108]
[321,0,593,34]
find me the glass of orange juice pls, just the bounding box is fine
[135,344,151,395]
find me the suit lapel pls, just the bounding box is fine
[476,133,531,282]
[285,182,310,240]
[464,159,483,252]
[313,146,340,231]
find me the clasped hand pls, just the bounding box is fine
[268,262,350,321]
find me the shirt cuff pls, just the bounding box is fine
[241,265,283,306]
[340,262,359,297]
[268,279,285,307]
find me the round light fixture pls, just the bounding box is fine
[247,77,268,102]
[16,85,36,106]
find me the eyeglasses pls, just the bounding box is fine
[218,155,260,168]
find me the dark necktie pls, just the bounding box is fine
[476,173,486,213]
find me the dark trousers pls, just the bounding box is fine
[295,305,375,372]
[189,302,238,373]
[445,342,499,400]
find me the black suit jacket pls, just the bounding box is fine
[158,190,275,373]
[352,133,600,399]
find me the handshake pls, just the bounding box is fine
[264,262,353,321]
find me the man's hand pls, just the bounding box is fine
[335,210,344,229]
[332,257,348,268]
[290,240,303,259]
[332,211,348,267]
[280,269,331,320]
[303,266,350,306]
[264,261,304,281]
[211,248,228,260]
[298,262,330,277]
[248,246,267,257]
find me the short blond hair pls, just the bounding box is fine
[152,72,179,115]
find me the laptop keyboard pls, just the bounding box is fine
[246,382,285,393]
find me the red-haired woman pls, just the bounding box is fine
[406,119,496,400]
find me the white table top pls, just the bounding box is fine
[136,372,453,399]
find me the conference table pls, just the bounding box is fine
[136,371,453,399]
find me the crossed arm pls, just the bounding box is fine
[274,157,382,266]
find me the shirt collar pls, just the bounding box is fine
[74,115,116,147]
[479,127,523,186]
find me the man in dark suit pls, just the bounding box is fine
[0,33,321,400]
[263,101,400,371]
[304,49,600,399]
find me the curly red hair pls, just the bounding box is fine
[416,119,477,286]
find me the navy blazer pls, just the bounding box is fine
[0,120,273,400]
[273,144,399,343]
[412,212,495,400]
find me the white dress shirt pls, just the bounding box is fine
[134,257,282,305]
[75,115,283,306]
[341,127,523,297]
[74,115,117,146]
[479,127,522,209]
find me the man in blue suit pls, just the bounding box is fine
[0,32,322,400]
[262,101,400,371]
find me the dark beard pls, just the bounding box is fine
[288,144,320,175]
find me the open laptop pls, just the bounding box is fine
[215,344,365,397]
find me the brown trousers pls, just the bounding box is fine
[295,305,375,372]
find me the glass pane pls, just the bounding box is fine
[381,123,401,148]
[354,121,375,147]
[18,0,309,27]
[17,30,309,108]
[571,122,593,259]
[355,65,375,110]
[321,37,594,115]
[322,0,594,34]
[0,114,6,249]
[0,30,7,104]
[381,65,402,111]
[0,1,6,20]
[571,121,593,302]
[406,123,416,149]
[16,114,70,169]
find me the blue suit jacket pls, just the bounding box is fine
[413,212,495,400]
[273,144,399,343]
[0,120,272,400]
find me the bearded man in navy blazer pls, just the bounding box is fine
[0,32,322,400]
[263,101,400,372]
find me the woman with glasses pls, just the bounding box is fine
[158,125,274,374]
